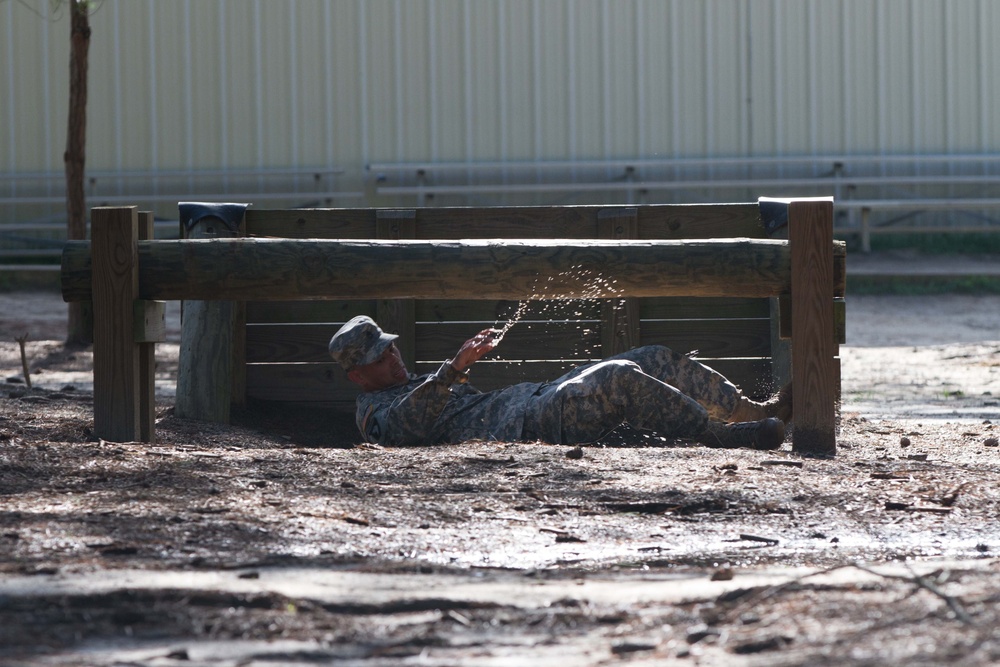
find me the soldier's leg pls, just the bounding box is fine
[522,359,709,444]
[609,345,792,423]
[607,345,740,421]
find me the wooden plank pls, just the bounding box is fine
[245,362,357,403]
[243,204,761,242]
[62,238,803,302]
[340,298,770,329]
[414,206,598,238]
[245,320,603,364]
[789,198,837,456]
[599,208,640,356]
[62,237,847,302]
[248,299,532,324]
[246,300,377,324]
[420,322,601,362]
[376,210,416,369]
[244,208,376,238]
[91,206,140,442]
[420,299,601,324]
[639,319,772,358]
[246,318,770,365]
[640,297,770,320]
[638,203,763,239]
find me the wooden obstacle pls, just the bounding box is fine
[61,198,844,455]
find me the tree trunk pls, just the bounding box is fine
[65,1,93,345]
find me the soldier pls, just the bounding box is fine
[329,315,791,450]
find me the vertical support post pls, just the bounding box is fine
[377,210,417,369]
[789,198,837,457]
[764,204,792,395]
[598,208,640,356]
[175,215,240,423]
[769,296,791,392]
[91,206,140,442]
[137,211,156,442]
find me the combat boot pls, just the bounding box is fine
[697,417,785,450]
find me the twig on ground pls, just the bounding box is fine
[716,561,975,627]
[15,333,31,389]
[852,562,974,625]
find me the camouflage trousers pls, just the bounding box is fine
[521,345,741,445]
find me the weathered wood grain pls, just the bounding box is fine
[174,211,242,424]
[91,207,140,442]
[789,199,838,456]
[62,237,833,301]
[136,211,158,442]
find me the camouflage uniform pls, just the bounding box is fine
[355,345,741,447]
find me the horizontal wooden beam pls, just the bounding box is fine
[62,237,846,302]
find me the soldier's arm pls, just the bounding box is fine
[360,361,472,446]
[359,329,498,446]
[451,328,499,371]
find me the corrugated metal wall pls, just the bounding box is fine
[2,0,999,221]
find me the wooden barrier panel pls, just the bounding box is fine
[64,200,842,455]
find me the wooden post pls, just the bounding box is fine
[376,210,417,369]
[598,208,640,356]
[789,198,837,457]
[769,296,791,393]
[861,207,872,254]
[136,211,158,442]
[91,206,140,442]
[175,215,240,423]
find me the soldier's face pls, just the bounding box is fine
[349,343,408,391]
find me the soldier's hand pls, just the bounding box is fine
[451,328,500,371]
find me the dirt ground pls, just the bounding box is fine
[1,290,1000,666]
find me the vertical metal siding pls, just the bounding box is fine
[3,0,1000,208]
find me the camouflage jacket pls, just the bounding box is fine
[355,361,544,446]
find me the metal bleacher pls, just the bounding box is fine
[3,154,998,270]
[368,153,1000,253]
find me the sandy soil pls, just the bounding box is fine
[2,291,1000,666]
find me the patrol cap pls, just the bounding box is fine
[328,316,398,370]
